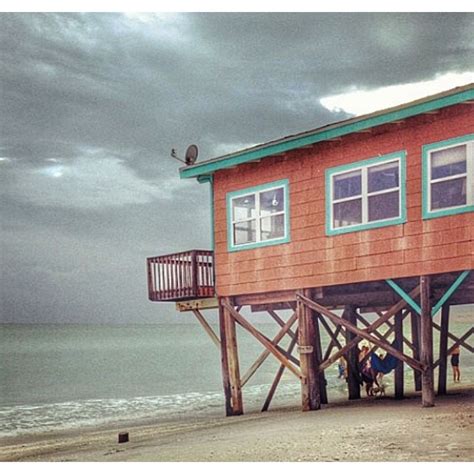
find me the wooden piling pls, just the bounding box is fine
[420,276,435,407]
[437,304,450,395]
[219,298,243,416]
[342,305,361,400]
[297,289,321,411]
[394,310,404,399]
[410,310,422,391]
[313,310,328,404]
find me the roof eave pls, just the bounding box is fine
[180,85,474,181]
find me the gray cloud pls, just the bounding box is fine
[1,12,473,323]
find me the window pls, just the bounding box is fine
[326,152,406,235]
[422,134,474,219]
[227,179,290,251]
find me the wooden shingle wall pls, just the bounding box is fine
[213,103,474,296]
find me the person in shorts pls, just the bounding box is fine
[451,346,461,382]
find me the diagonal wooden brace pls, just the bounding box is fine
[433,327,474,369]
[297,291,424,372]
[241,311,298,386]
[221,299,303,380]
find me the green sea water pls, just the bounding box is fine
[1,315,472,438]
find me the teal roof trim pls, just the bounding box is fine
[180,86,474,181]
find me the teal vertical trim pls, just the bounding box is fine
[325,151,407,236]
[226,179,290,252]
[422,133,474,220]
[431,270,470,316]
[210,175,215,251]
[386,279,422,315]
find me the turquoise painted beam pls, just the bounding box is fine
[386,279,422,315]
[431,270,471,316]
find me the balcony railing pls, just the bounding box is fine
[147,250,215,302]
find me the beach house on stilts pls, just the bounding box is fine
[147,84,474,415]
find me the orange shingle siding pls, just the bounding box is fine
[213,103,474,296]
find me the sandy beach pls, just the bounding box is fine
[1,385,473,462]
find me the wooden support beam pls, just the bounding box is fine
[221,299,303,380]
[317,286,421,371]
[420,276,435,408]
[176,297,219,312]
[218,301,232,416]
[297,289,321,411]
[410,311,422,392]
[394,311,404,399]
[433,328,474,369]
[297,292,424,372]
[267,309,297,340]
[191,309,220,349]
[241,311,298,387]
[262,332,298,412]
[313,311,328,404]
[318,314,345,350]
[323,325,343,361]
[342,306,361,400]
[432,321,474,353]
[233,290,296,306]
[437,304,450,395]
[219,298,243,416]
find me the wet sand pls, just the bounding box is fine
[1,386,473,462]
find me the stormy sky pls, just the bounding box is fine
[1,12,473,324]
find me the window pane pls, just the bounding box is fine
[431,145,467,180]
[368,161,399,193]
[431,177,467,210]
[368,191,400,222]
[260,215,285,241]
[260,187,284,216]
[232,194,255,221]
[333,170,361,200]
[333,199,362,228]
[233,219,256,245]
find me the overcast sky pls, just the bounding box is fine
[1,12,473,324]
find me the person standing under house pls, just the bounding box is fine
[451,346,461,382]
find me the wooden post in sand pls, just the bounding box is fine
[437,304,450,395]
[410,310,422,391]
[420,276,435,407]
[394,310,404,399]
[313,309,328,404]
[297,289,321,411]
[342,305,360,400]
[218,297,243,416]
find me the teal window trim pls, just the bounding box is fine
[210,175,215,251]
[325,151,407,236]
[386,270,471,317]
[422,133,474,220]
[226,179,290,252]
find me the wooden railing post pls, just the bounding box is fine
[420,275,435,407]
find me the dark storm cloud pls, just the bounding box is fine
[1,12,473,323]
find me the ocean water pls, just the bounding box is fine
[1,318,472,439]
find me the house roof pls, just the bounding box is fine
[179,82,474,182]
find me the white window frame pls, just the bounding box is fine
[326,152,406,235]
[426,139,474,215]
[226,179,290,251]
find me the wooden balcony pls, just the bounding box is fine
[147,250,215,302]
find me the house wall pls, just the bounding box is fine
[213,103,474,296]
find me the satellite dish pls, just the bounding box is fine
[185,144,198,165]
